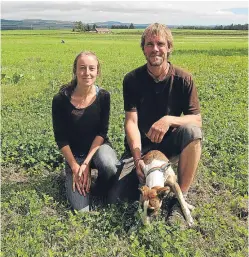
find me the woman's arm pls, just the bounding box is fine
[97,91,110,140]
[77,90,111,193]
[60,145,84,195]
[78,135,104,195]
[80,135,104,170]
[52,94,69,150]
[78,91,110,193]
[60,145,78,172]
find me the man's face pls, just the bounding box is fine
[143,34,170,66]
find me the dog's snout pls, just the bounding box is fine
[147,207,155,216]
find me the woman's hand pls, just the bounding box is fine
[71,163,84,195]
[78,163,91,196]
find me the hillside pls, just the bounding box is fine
[0,19,177,30]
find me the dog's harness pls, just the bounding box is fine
[146,162,171,177]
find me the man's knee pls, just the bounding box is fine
[94,144,118,177]
[180,124,202,140]
[159,124,202,158]
[178,124,202,149]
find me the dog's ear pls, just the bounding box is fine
[152,186,161,191]
[148,188,158,199]
[139,185,150,199]
[157,186,171,199]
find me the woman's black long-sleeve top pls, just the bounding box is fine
[52,84,111,156]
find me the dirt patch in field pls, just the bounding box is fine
[1,165,29,184]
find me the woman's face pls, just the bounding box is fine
[75,54,98,87]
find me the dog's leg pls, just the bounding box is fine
[173,182,194,226]
[166,175,194,227]
[139,186,151,225]
[186,202,195,211]
[142,200,150,225]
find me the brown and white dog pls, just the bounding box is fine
[138,150,194,226]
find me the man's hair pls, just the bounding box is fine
[140,23,174,56]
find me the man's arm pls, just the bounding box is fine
[147,114,202,144]
[125,111,141,160]
[164,114,202,128]
[125,111,145,183]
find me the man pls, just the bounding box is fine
[109,23,202,223]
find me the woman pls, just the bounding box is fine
[52,51,118,212]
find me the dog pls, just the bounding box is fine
[138,150,194,226]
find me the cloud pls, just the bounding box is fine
[1,1,248,25]
[2,1,84,13]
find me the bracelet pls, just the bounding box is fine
[134,158,141,165]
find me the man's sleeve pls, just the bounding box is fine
[123,73,137,112]
[183,76,201,115]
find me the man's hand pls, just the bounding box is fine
[135,159,146,184]
[146,116,171,143]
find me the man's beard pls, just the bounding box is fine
[147,55,164,66]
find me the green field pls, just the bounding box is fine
[1,29,248,257]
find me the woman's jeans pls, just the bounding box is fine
[65,144,118,212]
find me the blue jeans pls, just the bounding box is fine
[65,144,118,212]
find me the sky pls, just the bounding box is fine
[1,0,248,26]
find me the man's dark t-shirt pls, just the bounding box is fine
[123,63,200,152]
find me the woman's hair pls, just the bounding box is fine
[140,23,174,57]
[71,51,101,87]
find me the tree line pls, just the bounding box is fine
[177,23,248,30]
[111,23,135,29]
[72,22,97,32]
[72,22,135,32]
[73,21,248,32]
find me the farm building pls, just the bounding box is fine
[94,28,111,33]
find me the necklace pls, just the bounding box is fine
[71,90,96,108]
[70,84,97,108]
[147,62,170,82]
[71,95,87,103]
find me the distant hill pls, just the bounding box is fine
[1,19,74,30]
[1,19,177,30]
[93,21,152,29]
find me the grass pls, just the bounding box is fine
[1,29,248,256]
